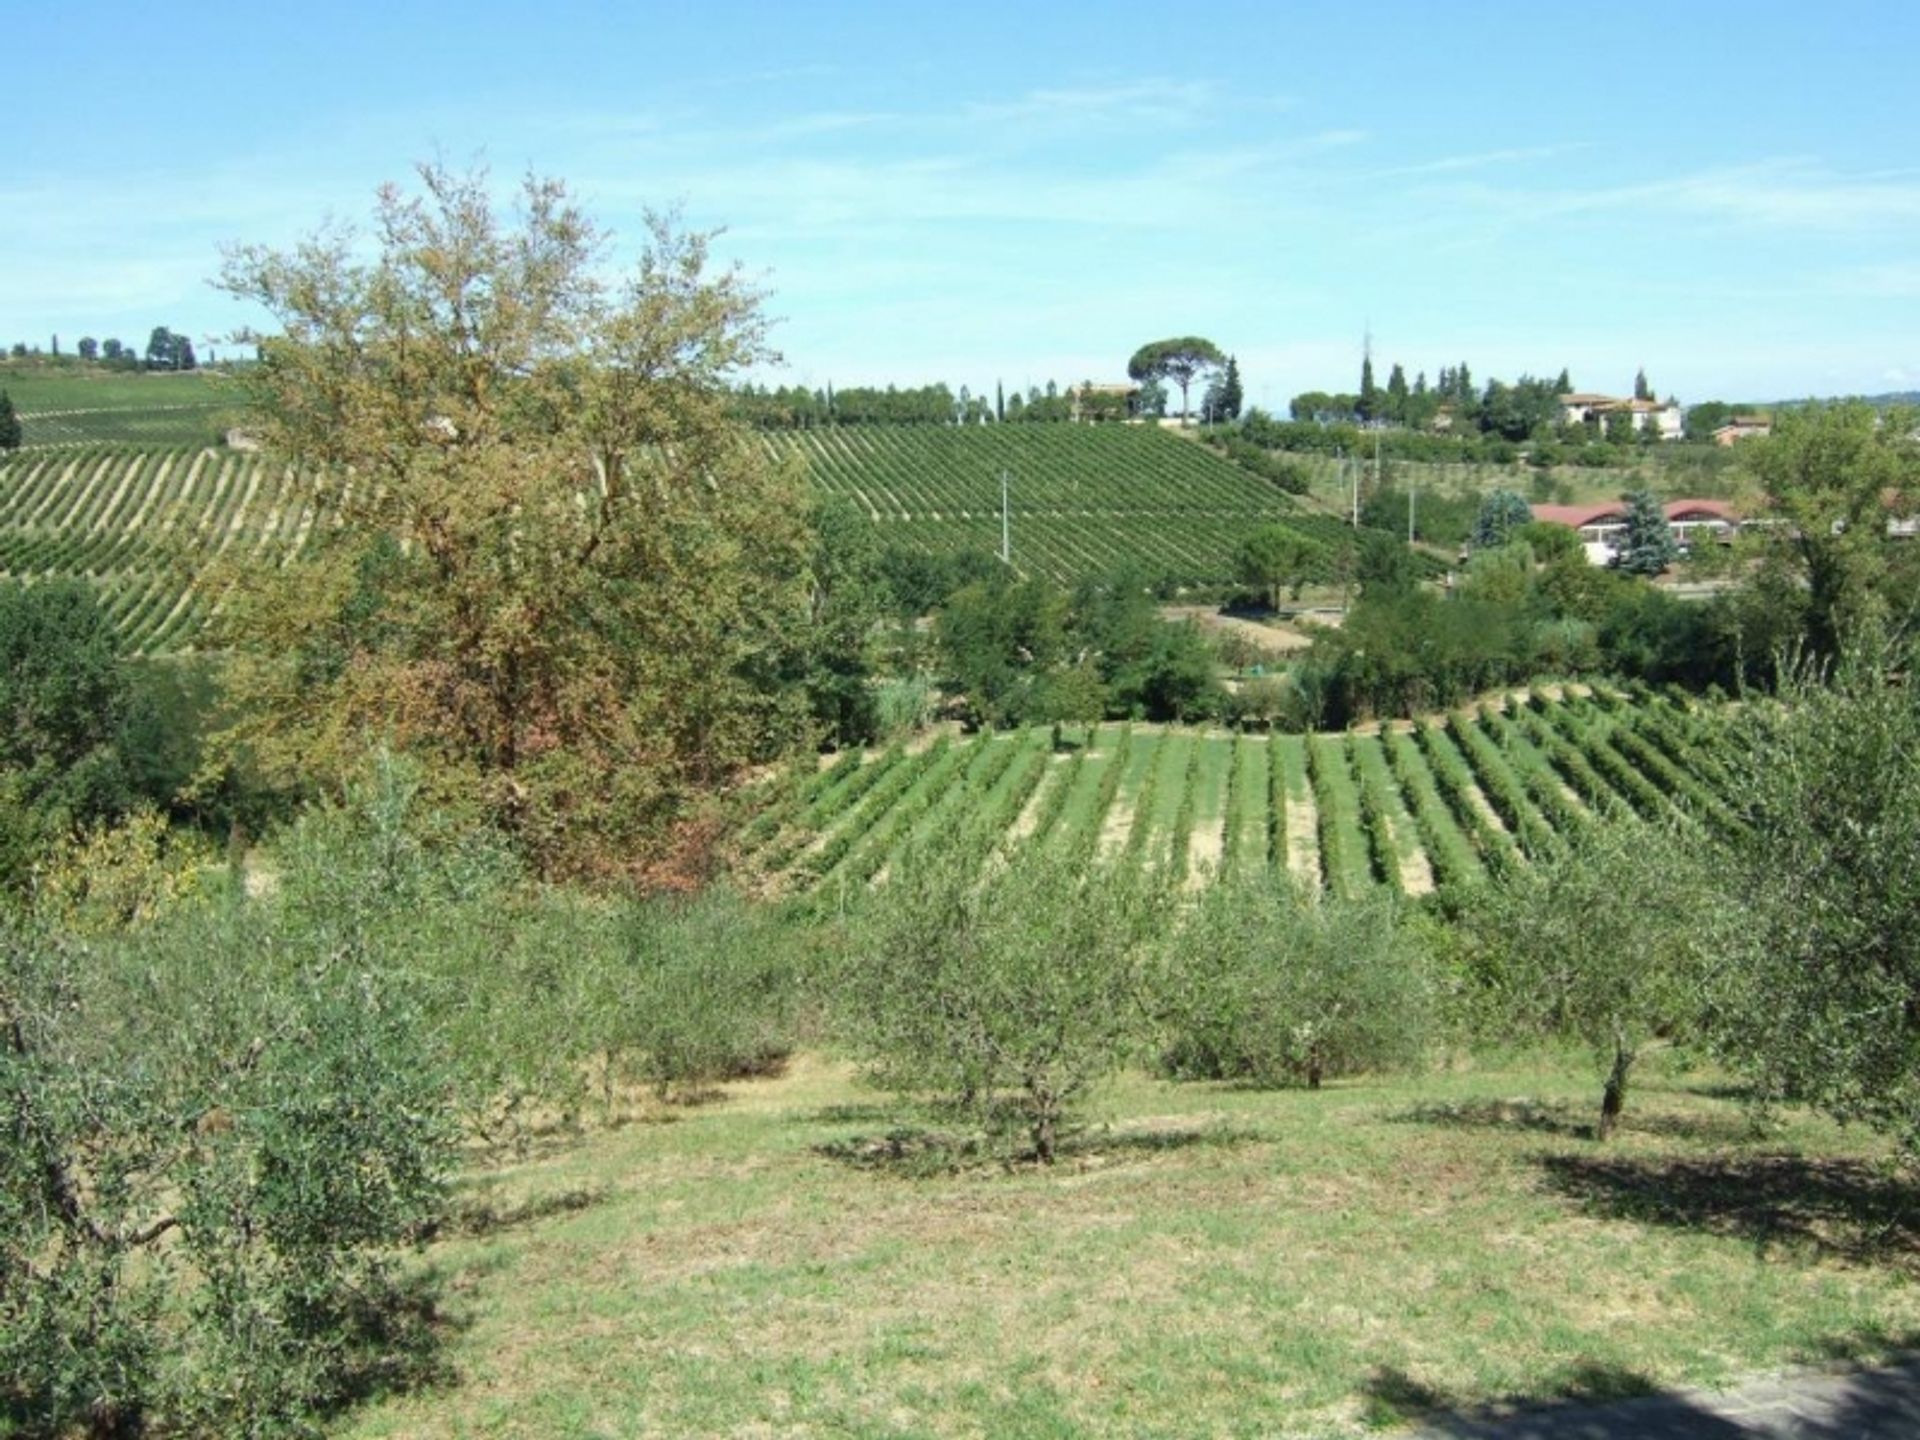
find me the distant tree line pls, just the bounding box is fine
[730,378,1174,429]
[3,325,200,371]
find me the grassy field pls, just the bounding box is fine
[744,685,1731,904]
[338,1051,1920,1439]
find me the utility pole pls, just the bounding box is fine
[1000,468,1011,565]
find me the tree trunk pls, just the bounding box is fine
[1598,1043,1633,1141]
[1033,1106,1057,1165]
[1307,1049,1324,1091]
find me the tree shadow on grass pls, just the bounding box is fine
[439,1183,607,1239]
[1393,1098,1771,1147]
[1537,1152,1920,1269]
[1365,1351,1920,1437]
[1361,1360,1667,1434]
[815,1119,1255,1177]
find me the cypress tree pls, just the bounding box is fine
[1633,367,1652,401]
[1385,363,1408,423]
[995,379,1005,423]
[1554,368,1572,394]
[1219,356,1243,421]
[0,391,20,451]
[1357,355,1378,422]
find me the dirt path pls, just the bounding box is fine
[1159,606,1314,655]
[1283,783,1319,892]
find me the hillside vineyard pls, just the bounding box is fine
[741,684,1737,905]
[0,426,1408,652]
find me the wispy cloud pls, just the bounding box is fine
[1365,143,1590,179]
[962,79,1223,129]
[1441,160,1920,232]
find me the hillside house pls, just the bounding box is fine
[1559,392,1684,440]
[1530,499,1741,565]
[1712,416,1772,446]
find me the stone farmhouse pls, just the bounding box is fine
[1558,392,1684,440]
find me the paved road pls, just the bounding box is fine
[1413,1356,1920,1438]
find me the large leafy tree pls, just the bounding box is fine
[1236,523,1317,611]
[1126,337,1224,425]
[1741,400,1920,662]
[213,164,813,878]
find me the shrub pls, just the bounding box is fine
[1160,881,1434,1088]
[603,888,799,1104]
[0,877,456,1433]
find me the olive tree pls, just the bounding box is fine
[1464,816,1727,1139]
[1160,880,1434,1089]
[835,847,1172,1163]
[1716,642,1920,1150]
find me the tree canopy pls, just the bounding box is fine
[1126,337,1225,424]
[213,164,814,878]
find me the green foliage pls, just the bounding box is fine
[1236,524,1319,610]
[936,568,1221,726]
[1127,337,1226,423]
[0,581,196,895]
[1460,816,1726,1137]
[1616,489,1679,576]
[802,495,887,746]
[1470,489,1533,549]
[601,889,798,1102]
[1718,644,1920,1151]
[1160,882,1433,1088]
[834,846,1172,1162]
[1740,400,1920,662]
[0,784,464,1434]
[0,390,19,450]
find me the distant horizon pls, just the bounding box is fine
[8,1,1917,409]
[3,348,1915,417]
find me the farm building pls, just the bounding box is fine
[1559,392,1684,440]
[1530,499,1741,564]
[1712,416,1772,445]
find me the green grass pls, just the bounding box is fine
[338,1051,1920,1439]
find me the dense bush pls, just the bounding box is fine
[606,888,799,1103]
[1717,643,1920,1151]
[0,810,460,1434]
[1159,882,1434,1088]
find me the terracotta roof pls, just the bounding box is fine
[1531,502,1628,528]
[1664,499,1740,521]
[1561,393,1618,406]
[1530,498,1742,530]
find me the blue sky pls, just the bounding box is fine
[8,1,1918,406]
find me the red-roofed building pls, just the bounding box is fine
[1529,498,1742,564]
